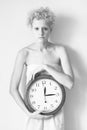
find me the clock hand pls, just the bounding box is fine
[44,87,46,96]
[44,87,47,103]
[45,94,56,96]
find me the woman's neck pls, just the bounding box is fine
[34,40,49,51]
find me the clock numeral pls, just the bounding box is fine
[44,106,47,110]
[31,89,34,92]
[56,93,59,96]
[51,104,54,107]
[42,80,46,86]
[37,105,40,109]
[50,82,51,86]
[54,86,57,90]
[31,88,37,92]
[32,101,36,105]
[30,95,34,98]
[36,83,39,87]
[55,100,58,103]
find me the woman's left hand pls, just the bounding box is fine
[32,65,45,79]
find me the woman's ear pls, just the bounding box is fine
[50,28,53,32]
[50,24,54,32]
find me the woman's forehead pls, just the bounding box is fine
[32,19,49,27]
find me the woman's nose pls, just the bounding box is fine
[40,28,44,35]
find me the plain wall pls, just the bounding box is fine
[0,0,87,130]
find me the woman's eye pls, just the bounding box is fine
[35,27,39,30]
[44,27,48,31]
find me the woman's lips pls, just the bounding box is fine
[39,36,44,38]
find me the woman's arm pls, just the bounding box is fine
[9,49,31,115]
[43,46,74,89]
[9,48,52,119]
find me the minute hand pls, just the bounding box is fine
[45,94,56,96]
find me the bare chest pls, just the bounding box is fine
[27,50,61,70]
[26,49,60,67]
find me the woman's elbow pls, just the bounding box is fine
[9,84,19,97]
[9,87,15,97]
[68,76,74,89]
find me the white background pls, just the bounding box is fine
[0,0,87,130]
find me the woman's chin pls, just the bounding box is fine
[38,38,45,42]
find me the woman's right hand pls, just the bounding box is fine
[28,110,53,120]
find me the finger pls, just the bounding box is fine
[33,110,43,115]
[35,110,43,114]
[44,115,53,119]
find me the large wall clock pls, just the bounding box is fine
[24,73,66,115]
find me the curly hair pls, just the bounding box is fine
[27,7,55,29]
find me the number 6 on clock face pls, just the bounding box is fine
[25,75,66,115]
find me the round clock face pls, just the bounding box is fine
[25,75,66,115]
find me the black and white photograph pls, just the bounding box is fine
[0,0,87,130]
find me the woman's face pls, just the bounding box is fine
[31,19,51,42]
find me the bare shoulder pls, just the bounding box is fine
[57,45,67,55]
[18,46,30,56]
[25,43,38,50]
[53,43,66,51]
[49,42,67,56]
[16,47,29,63]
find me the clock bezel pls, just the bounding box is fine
[24,74,66,115]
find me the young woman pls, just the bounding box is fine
[10,7,74,130]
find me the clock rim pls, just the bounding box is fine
[24,74,66,115]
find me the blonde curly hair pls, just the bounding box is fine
[27,7,55,30]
